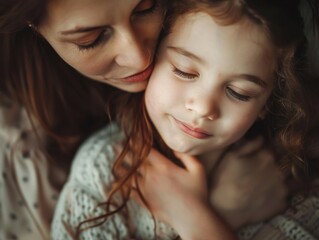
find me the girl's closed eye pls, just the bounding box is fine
[172,67,199,81]
[76,28,113,51]
[226,87,252,102]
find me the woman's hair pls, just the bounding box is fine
[0,0,114,167]
[76,0,319,237]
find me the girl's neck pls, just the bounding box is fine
[197,148,227,176]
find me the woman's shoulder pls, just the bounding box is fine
[0,101,55,239]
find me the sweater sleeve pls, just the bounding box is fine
[238,186,319,240]
[51,124,131,240]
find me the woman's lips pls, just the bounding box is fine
[174,118,212,139]
[122,64,154,83]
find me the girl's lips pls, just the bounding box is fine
[122,64,154,83]
[174,118,212,139]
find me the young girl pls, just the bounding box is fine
[52,0,319,239]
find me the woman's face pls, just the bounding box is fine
[38,0,165,92]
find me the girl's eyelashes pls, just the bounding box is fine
[172,67,198,80]
[134,0,158,16]
[172,64,252,101]
[226,87,251,102]
[76,28,112,51]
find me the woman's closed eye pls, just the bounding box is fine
[172,67,198,80]
[226,87,251,102]
[134,0,158,16]
[76,28,112,51]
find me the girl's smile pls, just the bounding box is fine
[172,117,212,139]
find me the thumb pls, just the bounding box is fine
[174,152,204,174]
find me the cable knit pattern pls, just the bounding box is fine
[52,124,319,240]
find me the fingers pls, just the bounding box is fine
[174,151,204,174]
[147,149,181,172]
[123,148,201,176]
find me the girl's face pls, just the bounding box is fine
[38,0,164,92]
[145,12,278,160]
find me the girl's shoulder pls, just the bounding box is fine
[68,123,125,182]
[75,123,124,154]
[51,124,131,239]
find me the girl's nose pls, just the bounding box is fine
[185,94,219,121]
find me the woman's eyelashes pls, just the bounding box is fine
[134,0,158,16]
[75,0,158,51]
[76,28,112,51]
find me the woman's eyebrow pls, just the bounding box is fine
[167,46,204,64]
[60,25,108,35]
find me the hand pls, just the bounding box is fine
[131,150,236,240]
[132,149,208,226]
[209,136,288,229]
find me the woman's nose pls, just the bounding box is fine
[114,27,151,70]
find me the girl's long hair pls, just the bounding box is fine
[77,0,319,238]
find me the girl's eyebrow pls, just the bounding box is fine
[60,25,108,35]
[235,74,268,88]
[167,46,204,64]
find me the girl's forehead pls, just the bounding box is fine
[171,11,277,53]
[166,12,278,84]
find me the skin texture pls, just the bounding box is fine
[38,0,165,92]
